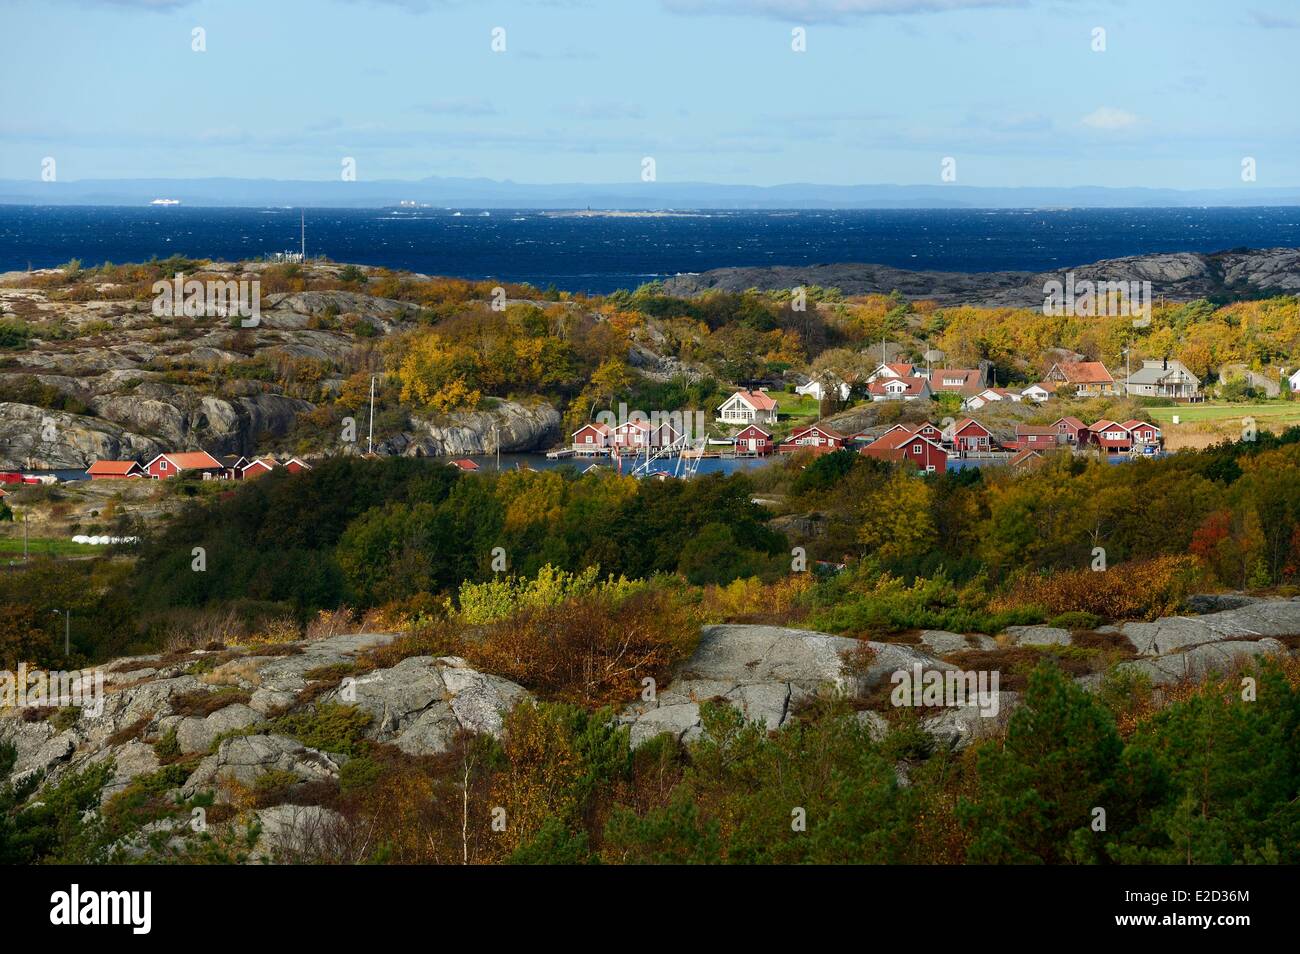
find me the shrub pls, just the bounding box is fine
[992,555,1198,622]
[466,588,699,709]
[267,703,372,757]
[1048,611,1104,631]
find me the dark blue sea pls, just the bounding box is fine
[2,205,1299,294]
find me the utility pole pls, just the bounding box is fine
[367,375,376,455]
[23,511,28,561]
[301,211,306,261]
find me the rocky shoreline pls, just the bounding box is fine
[661,247,1300,306]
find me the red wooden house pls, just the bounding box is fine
[779,423,847,455]
[448,458,480,472]
[143,451,225,479]
[1120,420,1162,447]
[1014,424,1059,451]
[1051,416,1089,446]
[1089,420,1133,452]
[86,460,145,480]
[571,422,613,454]
[241,456,277,479]
[613,419,682,451]
[733,424,775,456]
[945,418,995,454]
[860,430,948,474]
[282,457,312,474]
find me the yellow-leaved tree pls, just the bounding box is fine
[857,469,936,564]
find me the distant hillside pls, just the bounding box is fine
[662,247,1300,306]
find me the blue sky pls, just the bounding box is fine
[2,0,1298,188]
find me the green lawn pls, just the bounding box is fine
[1146,402,1300,426]
[0,536,102,557]
[774,392,824,425]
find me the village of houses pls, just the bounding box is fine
[567,356,1189,474]
[0,355,1193,492]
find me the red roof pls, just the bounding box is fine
[1053,361,1114,385]
[1053,416,1086,430]
[787,423,846,442]
[1120,419,1159,432]
[449,458,480,471]
[951,418,991,436]
[157,451,223,470]
[86,460,141,476]
[867,376,929,396]
[1009,448,1044,466]
[1015,424,1057,437]
[884,363,916,376]
[928,369,981,393]
[734,389,778,411]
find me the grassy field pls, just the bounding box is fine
[774,392,823,428]
[1146,402,1300,426]
[0,536,101,557]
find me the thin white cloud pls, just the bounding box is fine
[1080,107,1140,131]
[1249,10,1300,29]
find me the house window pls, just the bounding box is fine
[160,460,168,471]
[912,445,921,455]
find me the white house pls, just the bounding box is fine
[866,376,931,402]
[1020,381,1059,403]
[1288,369,1300,392]
[716,389,779,425]
[795,373,851,402]
[1122,359,1201,400]
[866,362,916,383]
[962,387,1022,411]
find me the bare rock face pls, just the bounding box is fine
[181,734,344,804]
[395,401,563,457]
[320,654,532,756]
[0,278,560,469]
[0,401,165,469]
[618,624,953,747]
[1103,600,1300,656]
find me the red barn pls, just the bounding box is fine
[86,460,144,480]
[733,424,774,456]
[860,431,948,474]
[143,451,225,479]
